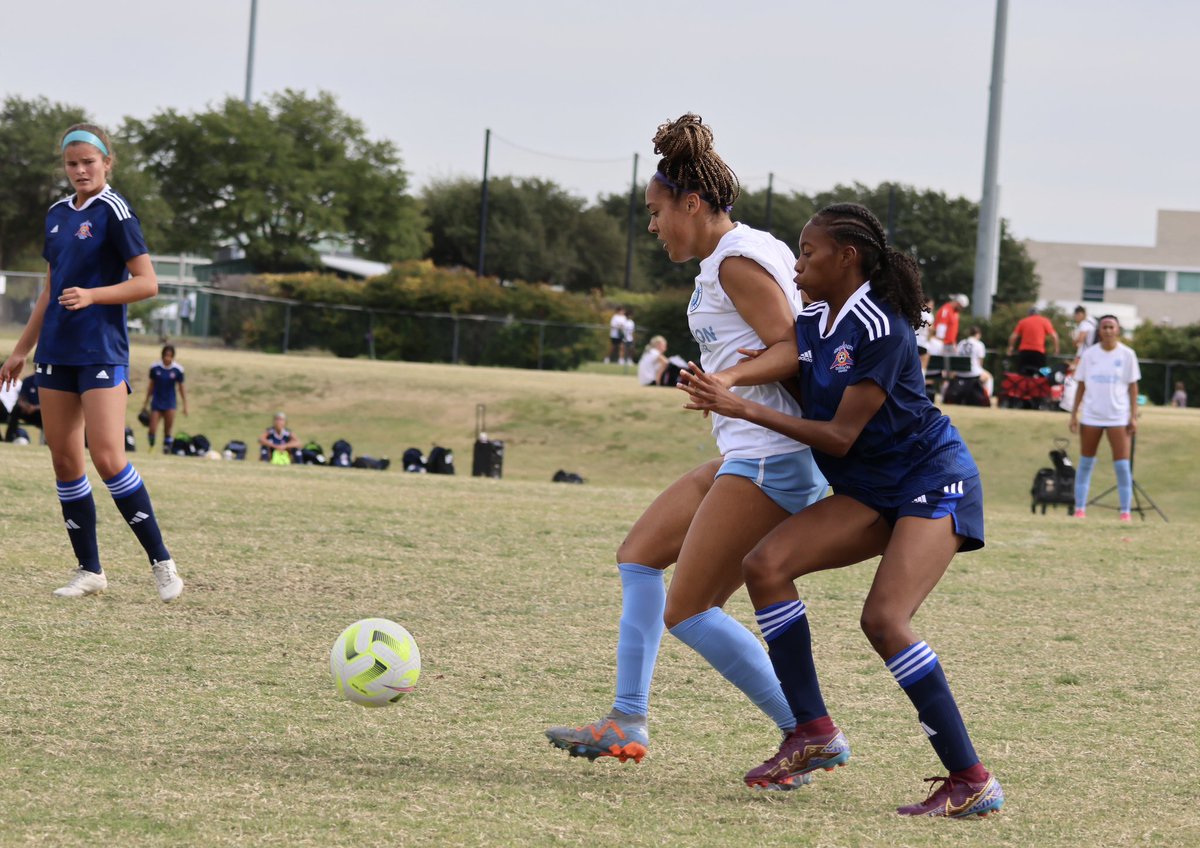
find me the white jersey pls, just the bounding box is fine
[1075,317,1097,354]
[956,337,986,377]
[688,223,808,459]
[1076,342,1141,427]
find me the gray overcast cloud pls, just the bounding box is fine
[4,0,1196,246]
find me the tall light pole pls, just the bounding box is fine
[244,0,258,105]
[477,128,491,277]
[623,152,639,290]
[972,0,1008,319]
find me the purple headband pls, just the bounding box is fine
[653,170,733,213]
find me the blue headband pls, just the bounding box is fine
[61,130,109,156]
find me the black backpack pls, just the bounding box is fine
[552,469,585,484]
[402,447,426,473]
[191,434,211,455]
[224,440,248,460]
[331,439,353,467]
[172,433,193,456]
[1031,438,1076,513]
[427,446,455,475]
[300,441,327,465]
[352,455,390,471]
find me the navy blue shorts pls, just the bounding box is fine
[856,475,985,552]
[35,363,131,395]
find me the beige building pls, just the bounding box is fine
[1024,210,1200,326]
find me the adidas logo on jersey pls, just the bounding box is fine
[51,225,60,233]
[911,494,928,504]
[128,511,150,525]
[799,350,813,363]
[95,369,109,379]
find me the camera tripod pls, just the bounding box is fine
[1087,437,1168,522]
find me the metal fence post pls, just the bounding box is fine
[282,303,291,354]
[452,318,460,364]
[537,323,545,370]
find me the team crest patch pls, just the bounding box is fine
[830,343,855,373]
[688,283,703,313]
[74,221,94,240]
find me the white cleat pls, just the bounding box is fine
[151,558,184,602]
[53,568,108,598]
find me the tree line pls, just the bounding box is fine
[2,90,1038,307]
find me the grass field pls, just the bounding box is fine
[1,337,1198,847]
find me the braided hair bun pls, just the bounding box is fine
[651,113,738,212]
[653,113,714,162]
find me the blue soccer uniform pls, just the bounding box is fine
[794,283,983,548]
[148,361,185,411]
[30,175,179,601]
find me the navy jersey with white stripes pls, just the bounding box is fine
[795,282,978,507]
[38,187,148,366]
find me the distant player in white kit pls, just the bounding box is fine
[546,113,826,763]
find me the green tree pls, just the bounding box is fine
[125,90,427,271]
[805,182,1039,306]
[423,176,625,292]
[0,96,87,269]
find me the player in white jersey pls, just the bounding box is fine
[1069,315,1141,520]
[546,114,826,765]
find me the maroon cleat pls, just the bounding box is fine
[896,773,1005,818]
[744,726,850,789]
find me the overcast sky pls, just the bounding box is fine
[3,0,1196,247]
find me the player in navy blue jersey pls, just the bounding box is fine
[679,203,1002,818]
[141,344,188,453]
[0,123,183,602]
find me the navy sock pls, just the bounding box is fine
[104,464,170,564]
[756,600,829,725]
[58,476,101,573]
[887,641,979,772]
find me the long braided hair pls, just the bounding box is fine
[651,113,739,213]
[810,202,926,329]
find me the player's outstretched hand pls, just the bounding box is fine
[0,353,25,392]
[678,361,748,419]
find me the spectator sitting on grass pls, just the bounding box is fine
[259,412,301,463]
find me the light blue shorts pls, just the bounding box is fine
[716,450,828,514]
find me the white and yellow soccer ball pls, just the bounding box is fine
[330,618,421,707]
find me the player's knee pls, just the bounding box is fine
[742,543,783,592]
[89,449,127,480]
[663,598,708,630]
[859,604,903,652]
[50,454,80,481]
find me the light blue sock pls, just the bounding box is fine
[1074,455,1096,511]
[670,607,796,733]
[612,563,666,716]
[1114,459,1133,513]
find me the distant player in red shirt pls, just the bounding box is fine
[1006,307,1060,373]
[931,293,969,350]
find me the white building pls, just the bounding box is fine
[1024,210,1200,326]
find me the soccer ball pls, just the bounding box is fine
[329,618,421,707]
